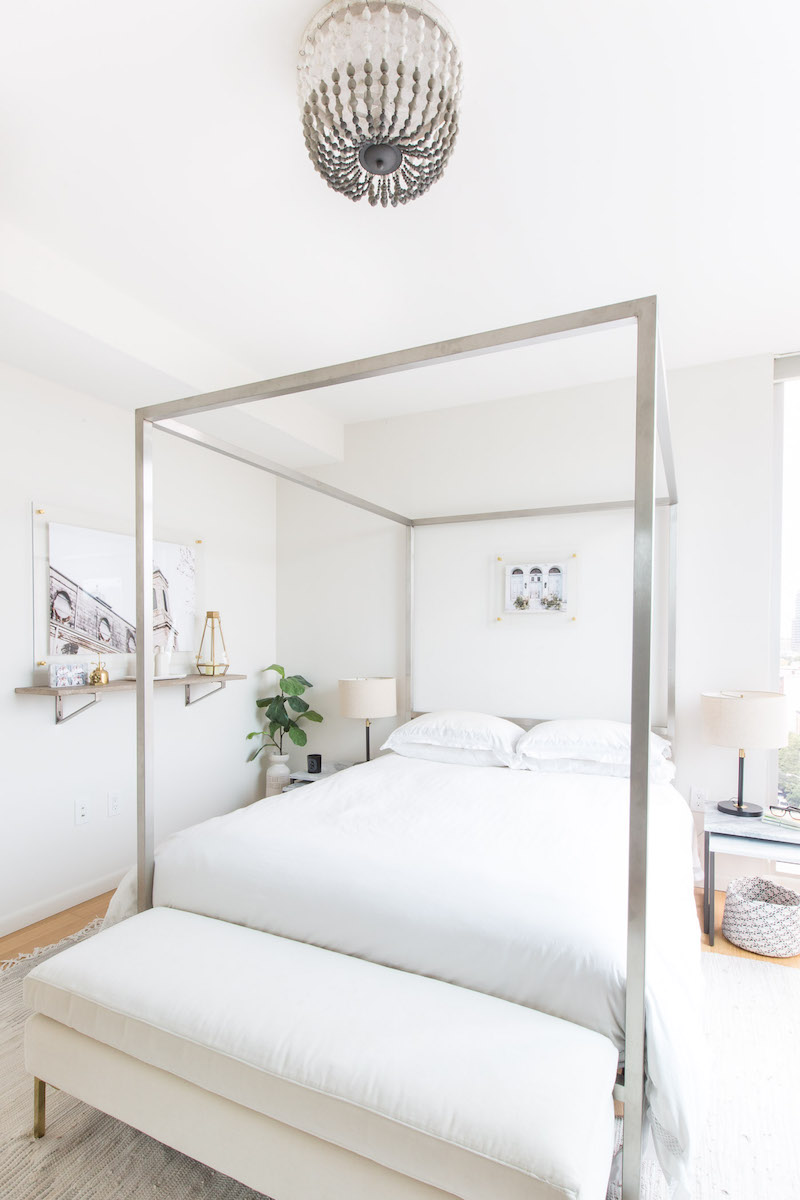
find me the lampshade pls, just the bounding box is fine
[339,677,397,719]
[701,691,788,750]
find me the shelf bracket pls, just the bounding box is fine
[185,680,227,707]
[55,693,100,725]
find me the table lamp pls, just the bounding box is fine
[339,677,397,762]
[701,690,789,817]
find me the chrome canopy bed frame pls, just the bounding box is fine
[133,295,678,1200]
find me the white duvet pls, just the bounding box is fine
[107,753,703,1198]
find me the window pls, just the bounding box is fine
[778,379,800,802]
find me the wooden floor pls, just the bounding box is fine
[3,886,799,969]
[0,891,114,965]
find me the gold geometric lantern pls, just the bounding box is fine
[196,611,230,677]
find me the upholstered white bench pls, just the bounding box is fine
[24,907,618,1200]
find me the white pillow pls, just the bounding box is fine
[512,718,670,763]
[514,755,677,784]
[386,742,509,768]
[381,710,523,768]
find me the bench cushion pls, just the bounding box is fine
[24,908,617,1200]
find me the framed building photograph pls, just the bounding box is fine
[503,560,570,614]
[48,522,196,657]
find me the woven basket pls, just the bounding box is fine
[722,877,800,958]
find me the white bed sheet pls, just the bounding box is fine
[106,753,702,1198]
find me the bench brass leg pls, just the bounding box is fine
[33,1078,46,1139]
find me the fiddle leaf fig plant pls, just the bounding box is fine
[246,664,323,759]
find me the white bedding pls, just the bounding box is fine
[106,753,702,1198]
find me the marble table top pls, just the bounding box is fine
[704,799,800,844]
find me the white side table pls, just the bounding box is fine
[703,800,800,945]
[285,763,352,790]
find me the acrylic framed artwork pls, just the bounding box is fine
[500,557,573,616]
[31,506,200,667]
[47,522,196,657]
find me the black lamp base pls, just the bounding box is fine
[717,799,763,818]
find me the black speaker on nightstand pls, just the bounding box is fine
[307,753,322,774]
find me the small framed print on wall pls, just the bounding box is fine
[498,556,575,616]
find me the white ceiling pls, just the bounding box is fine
[265,324,639,424]
[1,0,798,458]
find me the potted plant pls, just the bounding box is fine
[247,664,323,796]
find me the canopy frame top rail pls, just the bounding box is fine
[135,293,676,1200]
[143,294,677,520]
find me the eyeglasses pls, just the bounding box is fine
[769,805,800,822]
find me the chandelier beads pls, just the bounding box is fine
[298,0,462,207]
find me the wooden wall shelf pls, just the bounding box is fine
[15,674,247,724]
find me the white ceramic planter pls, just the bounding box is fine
[265,752,291,797]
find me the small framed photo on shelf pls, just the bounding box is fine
[49,662,89,688]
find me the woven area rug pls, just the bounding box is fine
[0,925,265,1200]
[1,930,799,1200]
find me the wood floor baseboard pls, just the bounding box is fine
[0,870,128,941]
[0,891,115,966]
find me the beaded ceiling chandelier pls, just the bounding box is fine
[298,0,462,208]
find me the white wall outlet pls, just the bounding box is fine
[74,797,89,825]
[690,787,708,813]
[107,791,121,818]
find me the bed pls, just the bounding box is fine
[25,296,677,1200]
[105,752,703,1197]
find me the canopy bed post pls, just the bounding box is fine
[667,503,678,740]
[405,524,415,722]
[131,297,678,1198]
[656,332,678,741]
[135,413,155,913]
[621,296,659,1200]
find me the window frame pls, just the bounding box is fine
[774,360,800,806]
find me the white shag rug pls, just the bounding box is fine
[1,930,799,1200]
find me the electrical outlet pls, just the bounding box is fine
[107,791,121,818]
[690,787,708,813]
[74,797,89,825]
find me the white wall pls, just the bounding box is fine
[411,507,669,726]
[276,486,407,767]
[0,361,277,935]
[1,348,781,936]
[278,354,780,883]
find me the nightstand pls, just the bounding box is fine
[284,763,352,791]
[703,800,800,945]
